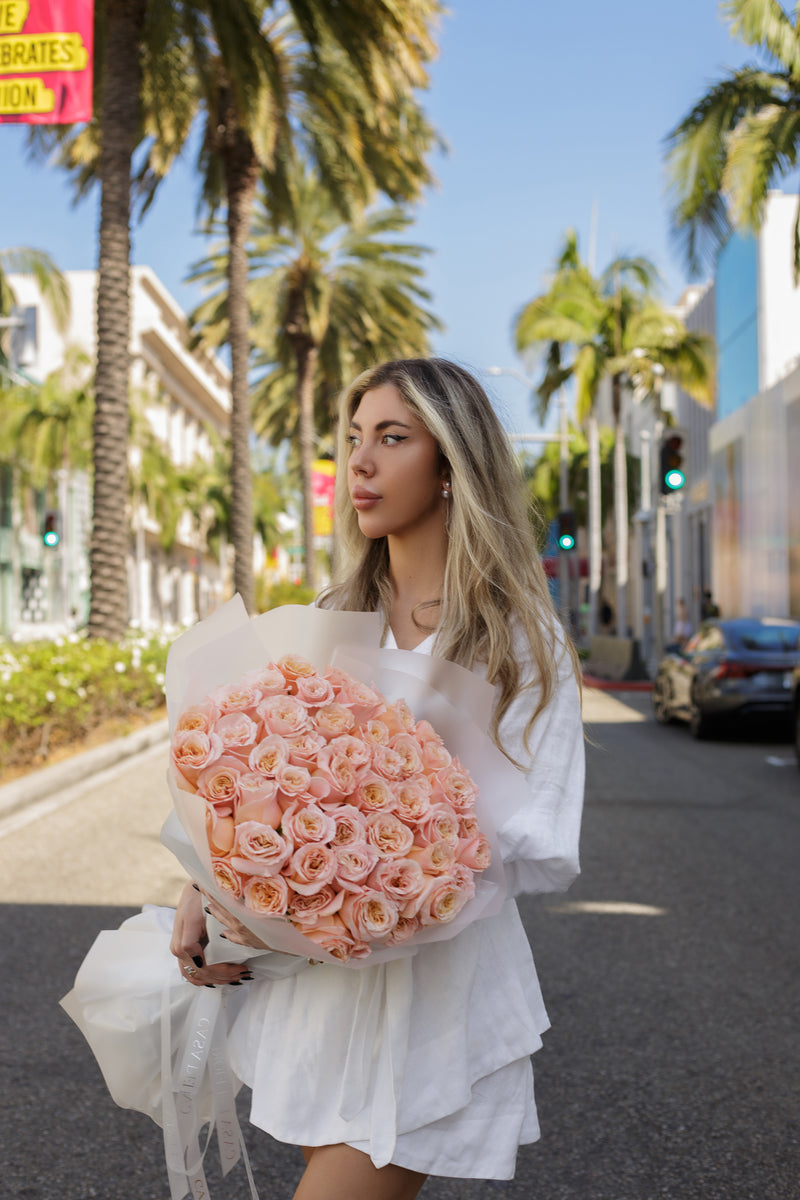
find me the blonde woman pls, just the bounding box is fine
[171,358,585,1200]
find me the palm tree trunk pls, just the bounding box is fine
[295,339,319,593]
[587,413,602,638]
[223,126,259,614]
[612,373,628,637]
[88,0,145,641]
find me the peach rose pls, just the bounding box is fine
[393,777,432,824]
[211,681,262,717]
[284,730,326,768]
[299,915,358,962]
[332,676,384,722]
[176,700,220,735]
[235,775,282,829]
[335,844,380,891]
[205,803,235,854]
[275,763,313,802]
[257,694,310,737]
[294,674,335,708]
[230,821,292,877]
[171,728,223,786]
[380,699,416,736]
[433,760,479,814]
[285,843,338,895]
[368,857,426,902]
[420,738,452,773]
[313,703,356,740]
[417,802,460,848]
[450,861,477,901]
[330,804,368,846]
[340,890,399,942]
[287,884,344,926]
[457,834,492,871]
[244,874,289,915]
[388,914,422,945]
[369,744,407,783]
[243,665,286,696]
[366,811,415,859]
[353,773,396,815]
[408,838,457,875]
[328,734,372,772]
[459,814,481,839]
[197,755,244,808]
[361,718,391,747]
[213,712,259,756]
[281,803,337,845]
[315,746,358,800]
[212,859,245,899]
[388,733,424,779]
[276,653,318,684]
[408,875,470,926]
[248,733,290,778]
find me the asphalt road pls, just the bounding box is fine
[1,690,798,1200]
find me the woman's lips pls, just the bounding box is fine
[351,489,381,511]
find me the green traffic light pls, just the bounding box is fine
[664,468,685,491]
[43,530,60,547]
[558,533,576,551]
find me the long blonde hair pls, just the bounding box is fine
[318,358,579,759]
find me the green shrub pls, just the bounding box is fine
[256,577,315,611]
[0,631,171,774]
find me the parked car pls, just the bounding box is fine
[792,663,800,768]
[652,617,800,739]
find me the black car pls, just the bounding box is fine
[652,617,800,739]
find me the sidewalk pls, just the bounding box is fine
[0,718,170,823]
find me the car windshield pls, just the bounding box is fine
[730,624,800,652]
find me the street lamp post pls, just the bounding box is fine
[485,367,572,630]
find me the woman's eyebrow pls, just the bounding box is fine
[349,418,412,431]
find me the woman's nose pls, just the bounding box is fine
[349,442,373,475]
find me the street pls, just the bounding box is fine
[1,689,798,1200]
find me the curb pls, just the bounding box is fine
[582,673,653,692]
[0,718,170,822]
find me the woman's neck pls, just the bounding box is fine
[386,529,447,650]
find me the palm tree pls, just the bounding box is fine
[5,345,93,485]
[30,0,442,628]
[0,246,70,380]
[515,231,715,637]
[188,168,441,590]
[665,0,800,278]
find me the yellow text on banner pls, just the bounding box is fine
[0,2,30,35]
[0,74,52,112]
[0,31,88,73]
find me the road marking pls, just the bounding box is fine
[545,900,667,916]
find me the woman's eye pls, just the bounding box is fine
[346,434,360,447]
[382,434,406,445]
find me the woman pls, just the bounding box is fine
[171,358,585,1200]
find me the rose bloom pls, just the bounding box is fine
[287,884,344,926]
[330,804,368,847]
[393,777,432,824]
[285,842,338,895]
[450,861,477,901]
[369,744,407,783]
[366,811,415,859]
[459,814,481,839]
[380,699,416,736]
[408,838,457,876]
[420,738,452,773]
[417,802,460,848]
[361,718,391,747]
[294,674,335,708]
[243,665,286,696]
[212,859,245,899]
[244,873,289,915]
[388,734,424,779]
[276,653,318,684]
[353,773,396,815]
[175,700,220,735]
[275,763,313,802]
[315,745,358,800]
[340,889,399,942]
[171,729,223,786]
[388,914,423,945]
[205,804,235,854]
[236,775,282,829]
[313,703,356,740]
[257,694,310,737]
[213,712,259,756]
[211,681,262,717]
[417,875,471,926]
[368,857,426,902]
[197,755,243,807]
[281,802,337,845]
[230,821,293,877]
[284,730,326,768]
[328,734,372,772]
[457,834,492,871]
[332,676,384,722]
[335,844,380,891]
[433,760,479,814]
[248,733,290,778]
[300,915,358,963]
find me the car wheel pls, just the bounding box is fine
[689,691,713,740]
[652,679,672,725]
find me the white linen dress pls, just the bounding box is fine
[224,626,585,1180]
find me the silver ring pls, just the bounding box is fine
[184,963,197,977]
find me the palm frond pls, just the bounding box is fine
[722,0,800,75]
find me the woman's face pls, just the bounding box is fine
[347,383,447,542]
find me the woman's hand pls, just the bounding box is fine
[202,892,277,951]
[170,882,254,988]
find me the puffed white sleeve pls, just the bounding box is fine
[494,631,585,897]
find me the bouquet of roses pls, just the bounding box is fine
[171,650,492,964]
[163,598,525,967]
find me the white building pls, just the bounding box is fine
[1,265,233,635]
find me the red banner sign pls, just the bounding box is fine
[0,1,93,125]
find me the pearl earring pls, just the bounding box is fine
[441,482,451,499]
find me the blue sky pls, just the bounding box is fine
[1,0,750,432]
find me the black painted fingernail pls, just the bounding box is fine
[191,883,201,892]
[241,973,254,981]
[229,980,242,986]
[192,956,204,968]
[204,984,216,989]
[204,906,212,915]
